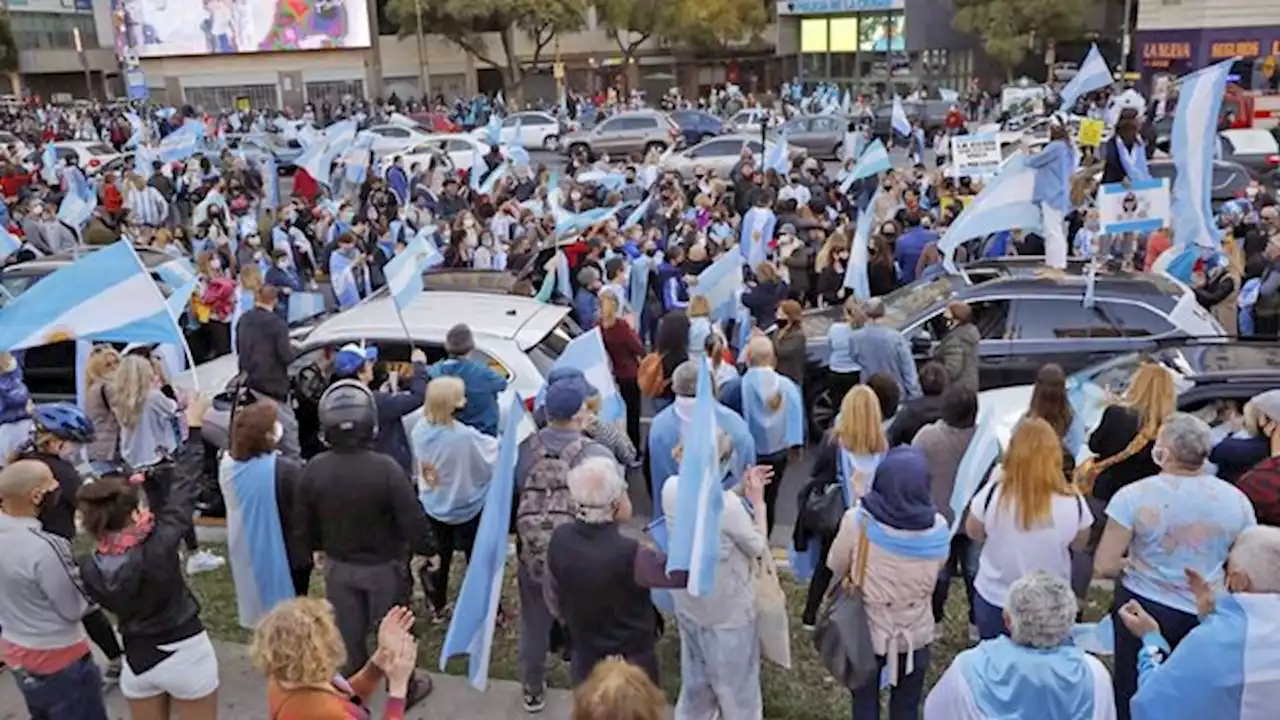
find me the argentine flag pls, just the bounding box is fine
[57,169,97,230]
[949,407,1000,536]
[739,205,777,270]
[1171,59,1233,250]
[545,328,624,424]
[0,241,183,351]
[843,189,881,298]
[440,393,525,690]
[330,251,364,310]
[840,138,892,194]
[891,95,912,138]
[1058,44,1113,110]
[938,152,1042,273]
[1131,594,1280,719]
[765,130,791,176]
[40,144,59,186]
[693,251,745,323]
[384,235,440,312]
[623,194,652,230]
[665,364,724,597]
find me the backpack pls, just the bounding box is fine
[515,434,590,583]
[637,353,668,397]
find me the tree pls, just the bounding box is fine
[0,15,19,75]
[386,0,587,102]
[594,0,768,61]
[953,0,1091,79]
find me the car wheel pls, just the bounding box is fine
[568,143,591,160]
[832,141,843,160]
[644,141,667,156]
[542,134,559,151]
[809,386,836,437]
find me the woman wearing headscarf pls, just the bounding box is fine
[826,446,951,719]
[925,572,1118,719]
[1094,413,1257,719]
[412,377,498,624]
[966,418,1093,640]
[741,336,805,535]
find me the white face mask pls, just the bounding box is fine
[570,191,582,201]
[276,259,289,269]
[247,235,260,246]
[271,421,283,444]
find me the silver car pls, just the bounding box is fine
[560,110,682,160]
[660,134,799,180]
[773,114,848,160]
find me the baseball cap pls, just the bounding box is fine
[544,377,587,421]
[334,343,378,378]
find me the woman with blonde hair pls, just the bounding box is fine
[798,383,890,626]
[253,598,421,719]
[686,294,716,363]
[411,376,498,623]
[110,354,180,470]
[825,296,867,410]
[741,335,805,533]
[84,345,123,462]
[966,418,1093,640]
[572,658,666,720]
[1082,362,1175,504]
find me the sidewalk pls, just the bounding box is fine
[0,641,575,720]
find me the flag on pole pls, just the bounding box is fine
[692,251,745,322]
[1171,59,1234,251]
[844,190,881,298]
[1058,44,1113,110]
[545,328,625,423]
[938,152,1042,273]
[665,363,724,597]
[440,393,525,689]
[891,95,912,137]
[839,138,892,193]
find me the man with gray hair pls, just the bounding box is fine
[848,297,922,399]
[544,456,687,687]
[1120,525,1280,719]
[925,572,1117,719]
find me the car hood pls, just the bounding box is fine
[171,353,240,395]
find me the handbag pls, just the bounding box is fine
[812,521,878,692]
[754,552,792,669]
[802,482,846,539]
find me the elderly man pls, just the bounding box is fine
[546,457,687,687]
[848,298,922,399]
[1119,525,1280,718]
[925,572,1117,719]
[646,361,755,517]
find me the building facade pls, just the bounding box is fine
[11,0,117,100]
[1136,0,1280,84]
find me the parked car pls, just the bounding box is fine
[773,113,848,159]
[670,109,725,146]
[364,123,434,157]
[871,100,950,141]
[660,134,796,180]
[1218,129,1280,187]
[471,110,564,151]
[725,108,774,137]
[386,134,479,175]
[24,141,123,177]
[801,259,1224,429]
[172,291,581,455]
[560,110,682,160]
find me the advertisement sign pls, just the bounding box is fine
[950,133,1002,177]
[1097,179,1171,235]
[857,14,905,52]
[112,0,371,58]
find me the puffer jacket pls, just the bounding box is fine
[935,323,980,393]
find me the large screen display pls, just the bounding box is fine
[111,0,372,58]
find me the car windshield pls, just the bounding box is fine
[880,277,958,328]
[526,316,583,377]
[1070,350,1194,410]
[85,144,116,156]
[1225,131,1280,154]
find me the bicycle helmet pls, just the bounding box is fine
[33,403,95,444]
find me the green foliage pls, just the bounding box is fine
[594,0,768,55]
[953,0,1091,73]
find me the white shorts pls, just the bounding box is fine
[120,631,220,701]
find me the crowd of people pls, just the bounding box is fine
[0,71,1278,720]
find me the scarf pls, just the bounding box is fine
[861,446,941,531]
[960,637,1096,720]
[96,510,156,554]
[1115,136,1151,181]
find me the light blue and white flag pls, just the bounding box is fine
[479,162,508,196]
[1171,59,1233,250]
[484,112,503,147]
[470,149,485,192]
[344,132,377,186]
[40,144,59,186]
[623,194,652,230]
[765,131,791,176]
[554,205,618,238]
[440,393,524,690]
[329,251,363,310]
[840,138,891,193]
[843,190,881,298]
[555,250,573,300]
[575,169,628,191]
[157,120,205,163]
[74,340,93,409]
[740,367,804,456]
[1069,615,1115,655]
[287,291,327,325]
[739,205,777,270]
[692,251,745,322]
[547,327,624,423]
[939,152,1042,273]
[124,112,145,150]
[57,168,97,230]
[1058,44,1113,110]
[665,364,723,597]
[1130,594,1280,719]
[384,241,425,312]
[0,241,183,351]
[891,95,912,137]
[948,407,1000,536]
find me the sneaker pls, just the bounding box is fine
[404,671,433,712]
[185,549,226,575]
[103,658,122,688]
[968,623,980,643]
[522,684,547,714]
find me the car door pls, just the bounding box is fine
[525,114,555,147]
[591,117,625,155]
[781,117,815,153]
[688,137,744,178]
[903,299,1013,388]
[1005,298,1144,386]
[809,116,844,158]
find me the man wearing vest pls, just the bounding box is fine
[512,377,617,713]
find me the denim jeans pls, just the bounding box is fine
[851,647,930,720]
[12,654,109,720]
[1110,584,1199,720]
[931,534,979,624]
[972,591,1008,641]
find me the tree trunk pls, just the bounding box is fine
[500,26,526,106]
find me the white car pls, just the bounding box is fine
[389,134,490,175]
[660,134,795,180]
[364,123,434,157]
[726,108,775,136]
[25,141,123,176]
[0,131,30,160]
[472,110,563,151]
[172,290,581,446]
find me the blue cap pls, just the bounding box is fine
[544,377,587,421]
[334,343,378,377]
[545,366,600,398]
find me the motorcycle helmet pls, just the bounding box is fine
[318,379,378,448]
[33,403,95,444]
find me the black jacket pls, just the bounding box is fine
[78,431,205,675]
[236,307,294,402]
[23,450,82,541]
[886,395,945,447]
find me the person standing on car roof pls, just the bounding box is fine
[329,342,428,476]
[427,323,507,437]
[296,380,436,711]
[235,285,301,460]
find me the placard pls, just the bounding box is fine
[1077,118,1105,147]
[949,133,1002,177]
[1097,179,1171,234]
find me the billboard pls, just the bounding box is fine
[111,0,371,58]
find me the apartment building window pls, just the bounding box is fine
[11,12,98,51]
[185,85,279,111]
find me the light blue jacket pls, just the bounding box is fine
[1027,140,1074,214]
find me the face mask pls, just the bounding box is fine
[271,421,283,444]
[340,211,355,224]
[247,235,260,246]
[340,246,356,258]
[480,236,493,247]
[570,191,582,201]
[276,259,289,269]
[1086,219,1100,231]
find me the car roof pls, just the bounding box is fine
[957,271,1183,310]
[2,246,175,274]
[303,291,568,349]
[1167,342,1280,378]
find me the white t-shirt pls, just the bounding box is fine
[970,476,1093,608]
